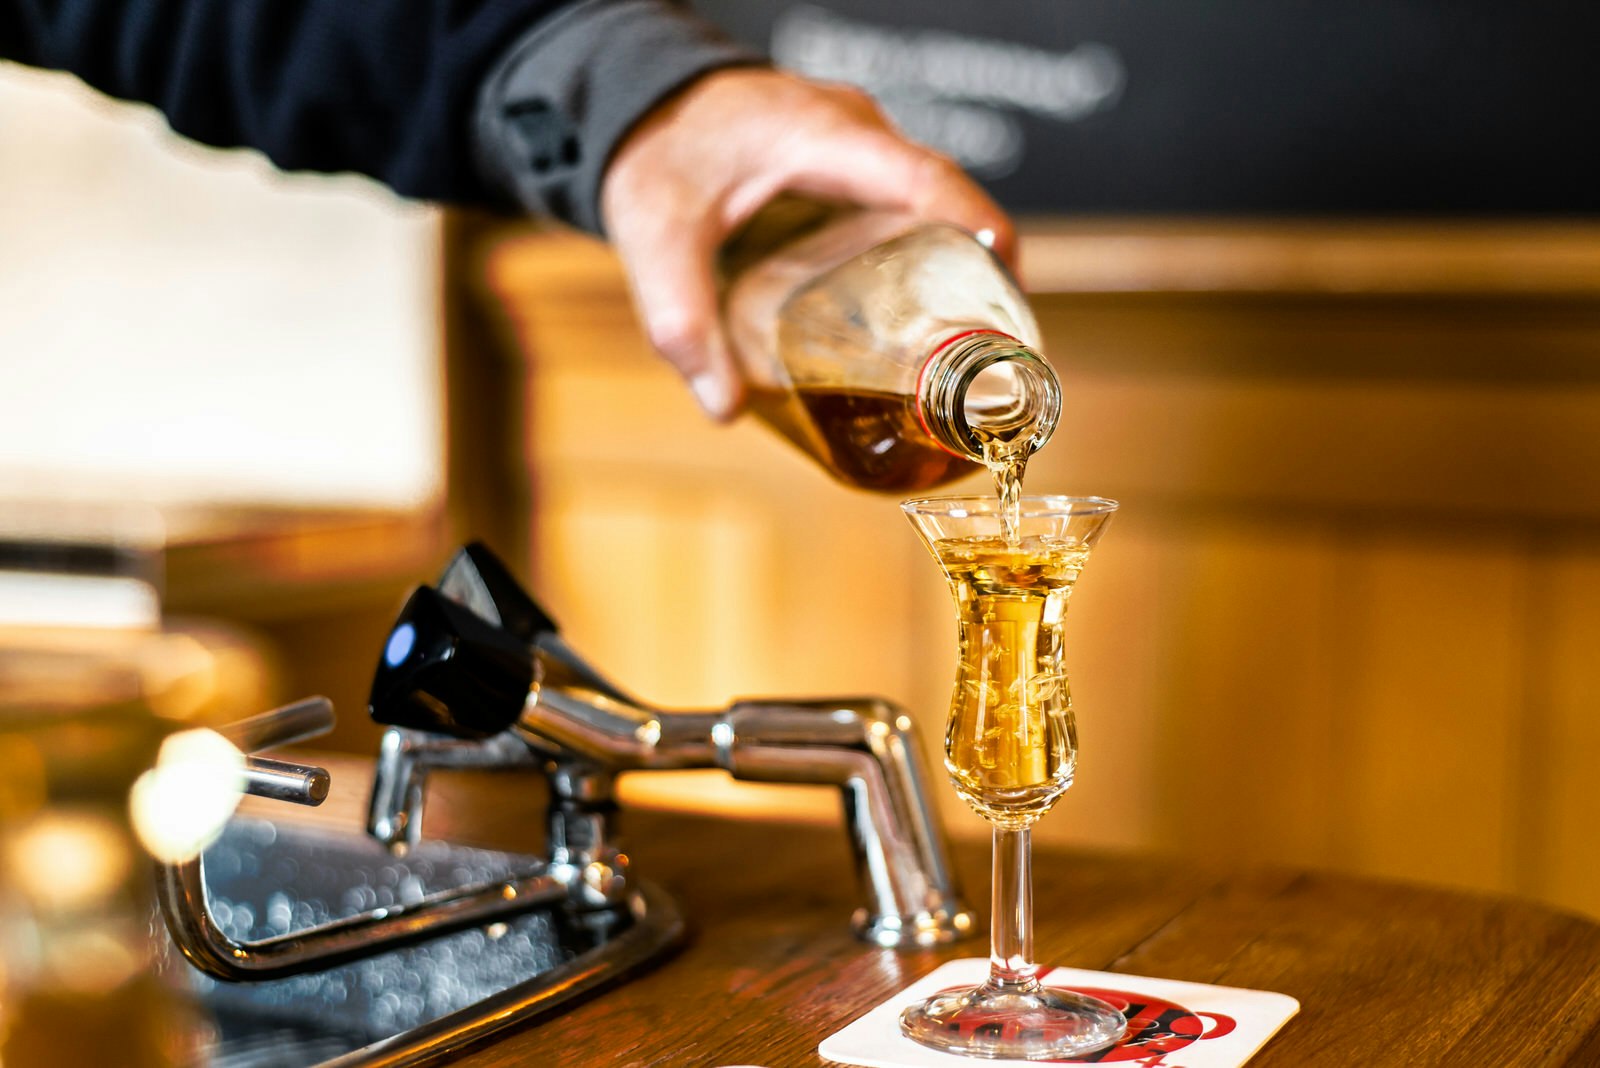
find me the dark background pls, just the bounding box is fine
[692,1,1599,216]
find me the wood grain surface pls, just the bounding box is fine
[414,798,1600,1067]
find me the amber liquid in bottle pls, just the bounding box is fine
[746,385,978,493]
[932,532,1089,828]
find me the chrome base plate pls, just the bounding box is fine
[157,819,684,1067]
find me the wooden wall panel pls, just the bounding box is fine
[1141,517,1338,867]
[1335,535,1528,891]
[1027,370,1600,522]
[1527,549,1600,915]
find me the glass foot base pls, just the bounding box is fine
[899,979,1127,1060]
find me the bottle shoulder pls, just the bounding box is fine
[723,205,1038,390]
[778,223,1040,360]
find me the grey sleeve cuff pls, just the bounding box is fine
[473,0,765,234]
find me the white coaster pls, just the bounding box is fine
[820,958,1299,1068]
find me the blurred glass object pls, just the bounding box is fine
[0,501,163,633]
[0,672,193,1066]
[0,64,443,512]
[0,504,245,1066]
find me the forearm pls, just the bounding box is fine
[0,0,760,223]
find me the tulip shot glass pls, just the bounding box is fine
[899,495,1125,1060]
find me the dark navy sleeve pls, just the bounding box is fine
[472,0,763,233]
[0,0,762,224]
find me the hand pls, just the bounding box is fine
[599,67,1016,421]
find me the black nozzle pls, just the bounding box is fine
[437,541,558,643]
[368,585,534,738]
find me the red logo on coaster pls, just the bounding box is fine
[1062,988,1236,1064]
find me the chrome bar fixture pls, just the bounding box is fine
[156,542,974,990]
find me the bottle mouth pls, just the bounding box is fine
[919,332,1061,457]
[963,358,1058,444]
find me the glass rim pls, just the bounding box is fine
[900,493,1120,518]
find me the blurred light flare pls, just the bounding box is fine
[2,810,132,914]
[128,728,246,863]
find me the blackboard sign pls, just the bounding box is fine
[691,1,1600,216]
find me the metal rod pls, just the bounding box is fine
[219,696,336,753]
[243,756,330,807]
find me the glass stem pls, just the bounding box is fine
[989,825,1039,989]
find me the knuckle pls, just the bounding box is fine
[834,83,879,108]
[908,150,967,202]
[823,82,889,121]
[645,308,711,365]
[917,147,965,180]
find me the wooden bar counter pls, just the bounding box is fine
[370,775,1600,1067]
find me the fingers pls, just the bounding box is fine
[905,147,1018,270]
[610,203,746,422]
[774,96,1018,270]
[599,68,1021,423]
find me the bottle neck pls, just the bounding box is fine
[916,330,1061,461]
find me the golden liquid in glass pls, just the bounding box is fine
[932,534,1089,828]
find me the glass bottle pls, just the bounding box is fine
[723,204,1060,494]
